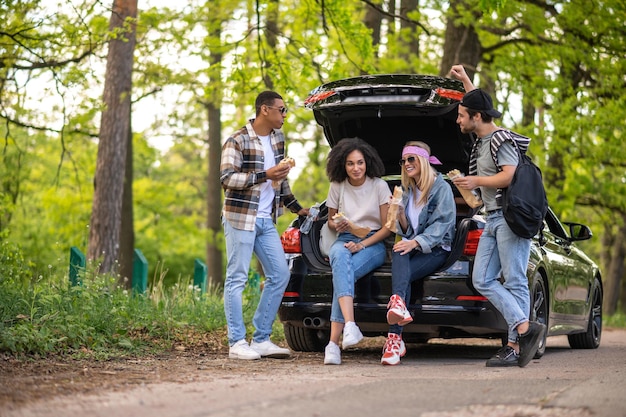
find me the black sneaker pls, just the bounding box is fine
[517,321,547,367]
[486,346,519,367]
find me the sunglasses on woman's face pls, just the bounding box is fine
[399,156,417,166]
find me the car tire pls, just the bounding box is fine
[283,324,330,352]
[530,272,548,359]
[568,277,602,349]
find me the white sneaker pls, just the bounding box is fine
[250,340,291,359]
[342,321,364,349]
[324,341,341,365]
[229,340,261,360]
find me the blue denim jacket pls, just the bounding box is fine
[395,173,456,254]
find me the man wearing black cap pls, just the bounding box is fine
[449,65,546,368]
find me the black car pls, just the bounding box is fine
[279,74,602,357]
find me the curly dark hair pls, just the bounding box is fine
[326,137,385,182]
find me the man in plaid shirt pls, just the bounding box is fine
[220,91,309,360]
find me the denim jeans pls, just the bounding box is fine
[472,210,532,343]
[389,245,449,334]
[223,217,289,346]
[329,231,386,323]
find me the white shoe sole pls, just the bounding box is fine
[229,352,261,360]
[342,334,363,349]
[256,351,290,359]
[381,357,401,365]
[387,310,413,326]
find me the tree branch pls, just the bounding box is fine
[359,0,431,36]
[0,114,98,138]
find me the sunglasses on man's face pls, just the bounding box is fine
[266,106,288,116]
[399,156,417,166]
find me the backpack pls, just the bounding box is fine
[491,130,548,239]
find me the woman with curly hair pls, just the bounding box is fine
[322,137,392,365]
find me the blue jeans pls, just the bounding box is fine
[472,210,532,343]
[389,246,449,335]
[223,217,289,346]
[329,231,386,323]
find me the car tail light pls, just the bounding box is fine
[281,226,302,253]
[462,229,483,256]
[283,291,300,297]
[456,295,488,301]
[435,87,465,101]
[304,90,337,106]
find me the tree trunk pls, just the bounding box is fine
[262,0,278,89]
[388,0,396,35]
[603,219,626,315]
[439,0,481,79]
[205,1,225,288]
[88,0,137,273]
[363,0,383,57]
[398,0,420,61]
[207,104,223,288]
[119,109,135,288]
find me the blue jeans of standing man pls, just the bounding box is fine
[472,210,532,343]
[329,231,386,323]
[389,245,449,334]
[223,217,290,346]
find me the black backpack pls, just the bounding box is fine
[491,130,548,239]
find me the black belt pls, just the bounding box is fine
[486,209,502,215]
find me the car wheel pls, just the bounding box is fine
[283,323,330,352]
[530,272,548,359]
[568,277,602,349]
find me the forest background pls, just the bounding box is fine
[1,0,625,322]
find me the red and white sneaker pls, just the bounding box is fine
[386,294,413,326]
[381,333,406,366]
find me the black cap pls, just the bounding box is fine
[459,88,502,118]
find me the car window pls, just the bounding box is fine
[543,209,568,239]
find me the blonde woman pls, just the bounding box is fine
[382,141,456,365]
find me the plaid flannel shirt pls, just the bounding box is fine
[220,120,302,231]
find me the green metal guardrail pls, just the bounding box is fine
[69,248,209,295]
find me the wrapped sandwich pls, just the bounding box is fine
[332,212,371,238]
[385,186,403,233]
[447,169,483,208]
[272,157,296,188]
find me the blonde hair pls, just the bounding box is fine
[401,141,436,207]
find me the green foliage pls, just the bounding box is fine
[606,311,626,329]
[0,241,236,357]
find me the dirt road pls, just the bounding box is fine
[3,329,626,417]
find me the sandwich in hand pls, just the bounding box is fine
[385,186,403,232]
[447,169,483,208]
[332,212,371,238]
[272,157,296,188]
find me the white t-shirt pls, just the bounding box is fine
[402,188,424,242]
[257,134,275,218]
[326,177,391,230]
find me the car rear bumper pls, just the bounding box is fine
[279,299,508,339]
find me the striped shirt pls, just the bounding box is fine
[468,129,531,210]
[220,120,302,231]
[468,129,530,176]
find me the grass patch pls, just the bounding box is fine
[0,240,271,358]
[605,311,626,328]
